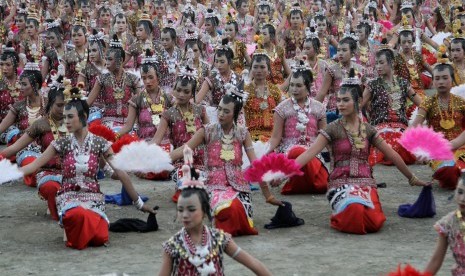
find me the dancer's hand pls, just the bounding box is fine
[140,205,157,214]
[266,196,285,206]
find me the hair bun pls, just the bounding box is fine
[348,68,356,78]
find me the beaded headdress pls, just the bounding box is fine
[257,0,274,10]
[291,60,311,73]
[24,61,41,72]
[305,26,318,39]
[109,34,123,48]
[397,14,414,34]
[400,0,413,10]
[45,18,61,31]
[365,0,378,10]
[185,29,199,41]
[252,34,271,59]
[88,30,106,43]
[289,2,302,13]
[178,60,198,81]
[226,12,237,23]
[225,83,248,102]
[205,8,219,20]
[73,9,86,28]
[27,4,40,23]
[48,68,65,89]
[1,43,15,53]
[377,38,394,53]
[341,69,361,86]
[63,79,88,102]
[17,3,28,15]
[141,49,158,64]
[182,0,195,14]
[179,146,207,190]
[111,3,125,17]
[435,45,453,65]
[215,38,232,51]
[314,11,326,18]
[162,16,176,30]
[139,3,152,23]
[342,24,359,41]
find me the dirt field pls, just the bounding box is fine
[0,163,457,276]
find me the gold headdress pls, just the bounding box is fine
[73,9,86,28]
[252,34,271,59]
[27,4,40,23]
[397,14,414,34]
[452,19,465,40]
[435,45,453,65]
[139,3,152,23]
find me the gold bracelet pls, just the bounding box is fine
[416,113,425,118]
[408,175,419,186]
[115,133,121,140]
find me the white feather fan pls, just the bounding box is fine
[111,141,174,173]
[0,159,24,185]
[451,84,465,100]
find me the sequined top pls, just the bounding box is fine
[393,52,425,91]
[284,29,304,59]
[97,71,139,124]
[128,90,173,139]
[179,60,210,94]
[274,98,326,152]
[44,49,63,80]
[9,100,44,133]
[162,104,206,168]
[310,60,328,99]
[203,124,251,193]
[127,40,157,69]
[26,117,63,169]
[63,49,87,86]
[243,83,282,141]
[434,211,465,276]
[0,78,22,122]
[326,63,365,112]
[204,71,242,107]
[420,94,465,141]
[366,77,410,126]
[162,226,231,276]
[158,47,183,88]
[267,46,286,85]
[79,63,107,108]
[52,133,110,221]
[319,119,381,189]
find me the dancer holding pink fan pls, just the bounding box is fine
[272,69,429,235]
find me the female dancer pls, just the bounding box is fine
[0,82,66,220]
[260,23,290,85]
[0,44,21,125]
[158,26,183,92]
[224,16,251,74]
[281,70,428,234]
[268,62,328,195]
[180,30,210,94]
[412,59,465,190]
[281,4,305,60]
[159,174,271,275]
[151,64,208,201]
[63,14,88,86]
[19,86,154,250]
[21,7,44,65]
[41,19,65,83]
[171,88,278,236]
[362,45,420,166]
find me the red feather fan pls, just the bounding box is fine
[244,153,303,182]
[111,134,139,153]
[88,123,116,142]
[387,264,432,276]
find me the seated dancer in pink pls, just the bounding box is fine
[151,64,208,202]
[268,61,328,194]
[279,70,428,234]
[19,86,154,250]
[170,86,284,236]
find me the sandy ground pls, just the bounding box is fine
[0,162,457,276]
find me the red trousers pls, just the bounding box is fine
[282,146,328,194]
[215,198,258,237]
[433,165,461,190]
[330,189,386,234]
[38,181,61,221]
[22,156,37,187]
[62,207,109,250]
[143,171,170,181]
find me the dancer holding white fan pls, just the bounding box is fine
[2,86,155,250]
[272,69,429,235]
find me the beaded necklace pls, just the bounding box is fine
[219,124,235,161]
[289,29,304,49]
[112,72,127,100]
[401,51,420,80]
[381,77,402,111]
[358,42,369,65]
[180,226,217,275]
[252,81,269,110]
[48,116,68,140]
[144,89,164,126]
[3,76,20,98]
[292,96,311,143]
[342,118,367,149]
[177,103,196,133]
[26,98,42,126]
[437,94,455,130]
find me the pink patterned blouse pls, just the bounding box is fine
[319,119,381,190]
[0,78,21,122]
[203,124,251,193]
[274,98,326,153]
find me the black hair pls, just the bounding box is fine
[179,188,212,222]
[214,38,234,64]
[291,61,314,92]
[181,10,196,25]
[88,29,107,59]
[46,23,64,43]
[399,30,415,42]
[78,0,89,7]
[304,27,320,52]
[375,39,395,66]
[173,75,197,100]
[65,87,90,127]
[63,0,76,9]
[339,37,357,54]
[98,5,111,17]
[226,15,239,33]
[235,0,247,8]
[290,9,303,20]
[16,4,28,21]
[250,54,271,72]
[433,61,456,85]
[112,13,127,27]
[367,6,378,22]
[205,9,220,27]
[26,17,40,27]
[261,23,276,40]
[338,68,362,112]
[108,34,126,66]
[46,83,65,114]
[20,70,43,95]
[220,81,245,123]
[451,37,465,53]
[357,19,372,39]
[184,38,205,58]
[312,14,328,29]
[140,49,160,78]
[1,42,19,73]
[138,20,154,35]
[161,26,177,40]
[72,25,87,35]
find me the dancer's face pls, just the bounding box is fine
[50,96,65,120]
[455,180,465,213]
[315,19,326,34]
[64,107,84,133]
[88,43,102,62]
[224,24,236,40]
[177,194,204,230]
[19,77,34,97]
[451,41,464,62]
[0,58,15,78]
[15,17,26,30]
[399,33,414,53]
[173,81,193,105]
[251,59,269,80]
[214,55,229,73]
[26,22,38,37]
[289,75,308,102]
[72,28,86,47]
[337,43,352,64]
[433,68,453,94]
[141,67,159,91]
[303,40,316,59]
[114,16,128,34]
[337,90,356,117]
[161,32,174,50]
[375,54,392,77]
[217,100,235,125]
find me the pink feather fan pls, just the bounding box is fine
[399,126,454,161]
[244,153,303,182]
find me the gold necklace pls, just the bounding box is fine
[253,82,269,110]
[342,118,367,149]
[3,77,20,98]
[177,104,196,133]
[112,72,126,100]
[220,127,235,161]
[27,98,42,126]
[359,43,369,65]
[145,89,164,126]
[437,95,455,129]
[48,116,67,140]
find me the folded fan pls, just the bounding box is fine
[244,153,303,182]
[0,159,24,185]
[111,141,174,173]
[399,126,454,160]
